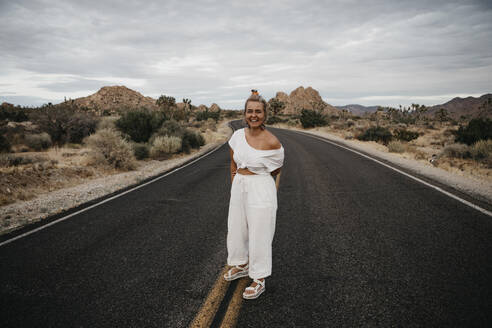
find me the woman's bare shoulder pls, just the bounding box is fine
[265,130,282,150]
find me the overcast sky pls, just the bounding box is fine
[1,0,491,109]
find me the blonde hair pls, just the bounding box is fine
[244,89,268,129]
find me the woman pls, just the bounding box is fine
[223,90,284,300]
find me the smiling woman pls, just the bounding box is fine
[223,89,284,300]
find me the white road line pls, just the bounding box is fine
[291,130,492,217]
[0,143,226,247]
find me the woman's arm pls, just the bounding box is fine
[230,148,237,183]
[271,167,282,190]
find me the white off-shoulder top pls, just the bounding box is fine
[228,128,284,175]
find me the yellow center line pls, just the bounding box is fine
[189,267,231,328]
[219,278,249,328]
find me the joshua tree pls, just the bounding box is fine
[435,108,449,122]
[157,94,177,119]
[156,95,176,109]
[182,98,192,112]
[269,98,285,117]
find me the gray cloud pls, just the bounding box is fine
[0,0,491,108]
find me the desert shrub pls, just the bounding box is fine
[155,119,186,139]
[300,109,328,128]
[443,143,471,159]
[0,103,29,122]
[84,128,136,170]
[287,119,298,127]
[24,132,52,151]
[31,105,98,145]
[394,129,419,142]
[150,136,182,158]
[387,141,406,153]
[133,143,149,160]
[181,129,205,153]
[357,126,393,144]
[0,154,45,167]
[66,113,98,143]
[197,118,217,133]
[115,109,165,143]
[266,116,284,125]
[470,139,492,160]
[97,116,119,131]
[0,135,11,153]
[196,110,220,122]
[454,118,492,145]
[224,110,238,118]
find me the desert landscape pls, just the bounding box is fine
[1,85,491,234]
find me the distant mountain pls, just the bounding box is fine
[335,104,379,116]
[62,86,158,115]
[426,94,492,119]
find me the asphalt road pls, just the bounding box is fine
[1,120,491,327]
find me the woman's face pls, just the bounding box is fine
[245,101,265,128]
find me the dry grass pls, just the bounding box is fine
[84,128,137,170]
[387,141,406,153]
[150,136,182,159]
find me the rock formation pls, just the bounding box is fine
[209,103,221,112]
[269,86,340,116]
[196,104,208,112]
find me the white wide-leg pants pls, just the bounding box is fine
[226,173,278,279]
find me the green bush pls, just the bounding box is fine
[454,118,492,145]
[266,116,284,125]
[300,109,328,128]
[394,129,419,142]
[357,126,393,144]
[156,119,185,138]
[115,109,165,143]
[0,135,11,153]
[31,105,98,145]
[181,129,205,153]
[0,154,25,166]
[66,113,98,143]
[196,110,220,122]
[0,103,29,122]
[24,132,52,151]
[133,143,149,160]
[224,110,238,118]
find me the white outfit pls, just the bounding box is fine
[227,128,284,279]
